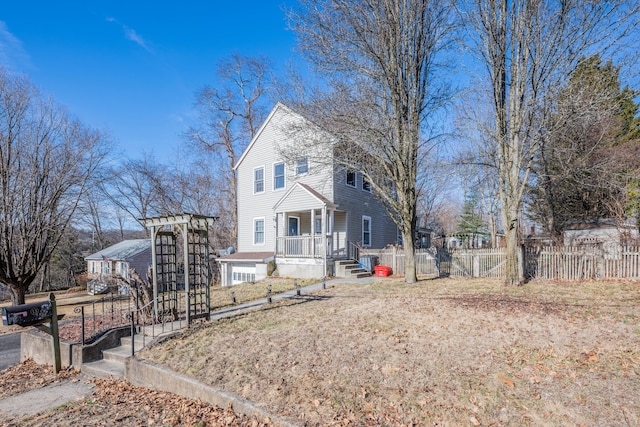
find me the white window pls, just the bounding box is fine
[254,167,264,194]
[254,218,265,245]
[362,216,371,247]
[296,157,308,175]
[346,171,356,187]
[274,162,285,190]
[362,176,371,192]
[315,217,322,234]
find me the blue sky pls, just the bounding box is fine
[0,1,297,162]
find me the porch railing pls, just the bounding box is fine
[276,235,333,258]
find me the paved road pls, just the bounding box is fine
[0,333,20,370]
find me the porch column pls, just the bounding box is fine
[329,209,334,255]
[322,205,327,275]
[274,213,280,257]
[311,209,316,257]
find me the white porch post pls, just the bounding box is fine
[329,209,334,255]
[311,209,316,257]
[322,205,327,275]
[274,213,279,257]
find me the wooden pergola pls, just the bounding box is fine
[143,213,217,325]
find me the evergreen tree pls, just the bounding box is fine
[527,55,640,238]
[457,190,487,248]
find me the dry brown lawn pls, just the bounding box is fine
[141,277,640,426]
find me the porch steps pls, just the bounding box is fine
[335,260,371,279]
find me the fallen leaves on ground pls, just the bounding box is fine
[0,360,270,427]
[0,359,79,400]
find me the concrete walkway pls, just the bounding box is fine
[0,276,381,422]
[0,375,96,418]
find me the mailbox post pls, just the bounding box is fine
[1,293,62,373]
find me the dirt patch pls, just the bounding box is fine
[141,278,640,426]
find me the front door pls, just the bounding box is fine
[288,216,299,236]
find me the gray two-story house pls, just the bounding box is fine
[217,103,398,286]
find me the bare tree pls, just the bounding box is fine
[0,69,109,304]
[458,0,640,285]
[185,55,272,245]
[288,0,456,283]
[102,154,169,233]
[75,192,110,251]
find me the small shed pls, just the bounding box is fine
[563,219,638,246]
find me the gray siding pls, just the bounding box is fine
[333,167,398,249]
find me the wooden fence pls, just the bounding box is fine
[362,245,640,281]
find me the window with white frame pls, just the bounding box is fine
[254,167,265,194]
[254,218,265,244]
[274,162,285,190]
[362,215,371,247]
[296,157,308,175]
[362,176,371,192]
[346,170,356,187]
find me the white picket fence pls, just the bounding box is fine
[362,245,640,280]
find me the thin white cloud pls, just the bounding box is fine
[0,21,32,70]
[106,17,153,54]
[123,26,151,52]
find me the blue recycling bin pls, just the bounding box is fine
[359,255,378,273]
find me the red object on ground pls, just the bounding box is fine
[374,265,392,277]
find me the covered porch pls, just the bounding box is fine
[273,183,347,276]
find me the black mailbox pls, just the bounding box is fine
[2,301,53,326]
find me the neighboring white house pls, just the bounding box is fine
[217,103,398,286]
[85,239,152,294]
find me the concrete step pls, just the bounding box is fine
[354,271,372,278]
[81,359,125,379]
[120,334,148,353]
[348,268,371,278]
[82,334,147,379]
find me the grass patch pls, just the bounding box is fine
[142,277,640,426]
